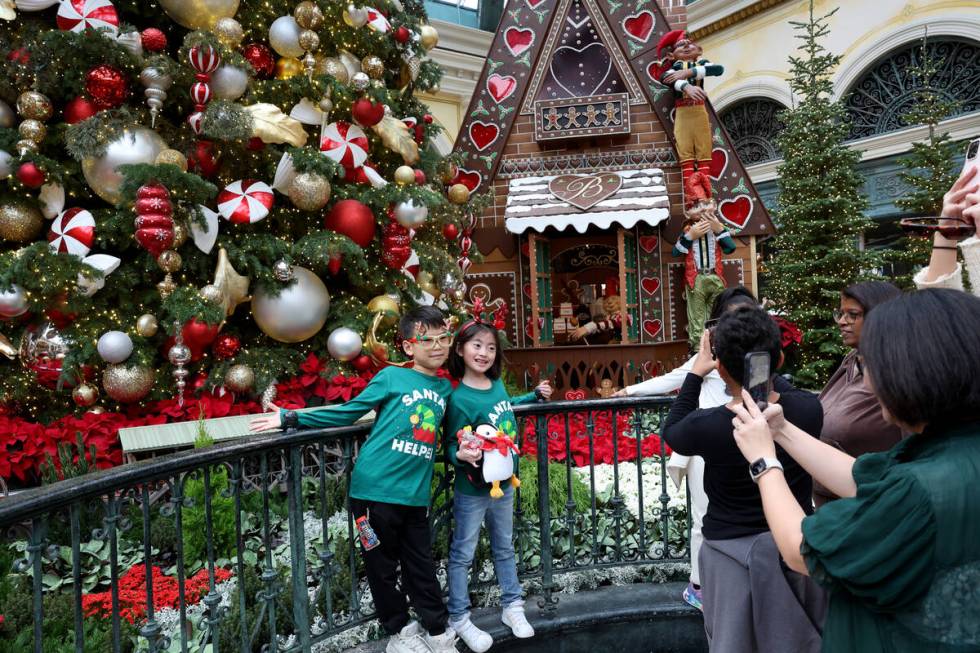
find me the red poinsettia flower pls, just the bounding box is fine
[772,315,803,349]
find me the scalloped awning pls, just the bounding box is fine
[503,168,670,235]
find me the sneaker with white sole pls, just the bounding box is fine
[424,627,460,653]
[449,617,493,653]
[501,602,535,639]
[386,621,430,653]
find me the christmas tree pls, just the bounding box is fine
[892,32,962,286]
[0,0,478,474]
[763,2,876,387]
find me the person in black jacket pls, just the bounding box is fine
[662,306,826,652]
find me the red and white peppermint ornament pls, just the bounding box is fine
[56,0,119,36]
[365,7,391,32]
[320,121,369,169]
[48,207,96,257]
[187,111,204,135]
[217,179,275,224]
[402,249,420,281]
[186,45,220,135]
[188,45,221,75]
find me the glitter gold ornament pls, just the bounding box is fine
[361,55,384,80]
[224,363,255,393]
[103,363,155,403]
[172,222,188,248]
[418,270,440,299]
[157,275,177,298]
[294,1,323,29]
[275,57,303,80]
[16,91,53,121]
[18,119,46,143]
[155,148,188,171]
[0,199,43,242]
[298,29,319,52]
[394,165,416,186]
[157,249,182,273]
[213,17,244,48]
[419,24,439,51]
[448,183,470,205]
[287,172,331,211]
[136,313,159,337]
[72,383,99,407]
[319,57,349,84]
[199,284,223,304]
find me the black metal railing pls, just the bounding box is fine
[0,396,687,653]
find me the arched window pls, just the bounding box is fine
[843,38,980,140]
[718,98,787,165]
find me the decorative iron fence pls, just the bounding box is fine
[0,396,687,653]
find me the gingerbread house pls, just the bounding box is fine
[451,0,774,395]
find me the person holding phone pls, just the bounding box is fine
[662,306,826,651]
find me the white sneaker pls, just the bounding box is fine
[501,602,535,639]
[424,627,460,653]
[450,616,493,653]
[386,621,430,653]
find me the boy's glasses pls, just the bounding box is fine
[407,332,454,348]
[898,217,976,241]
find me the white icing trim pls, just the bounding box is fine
[504,208,670,234]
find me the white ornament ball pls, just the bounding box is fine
[269,16,305,58]
[251,266,330,343]
[394,199,428,228]
[327,327,363,361]
[351,72,370,91]
[0,99,14,128]
[97,330,134,363]
[0,150,12,178]
[0,284,28,318]
[82,128,167,205]
[210,65,250,100]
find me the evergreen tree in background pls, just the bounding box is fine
[764,2,876,387]
[892,32,962,286]
[0,0,476,423]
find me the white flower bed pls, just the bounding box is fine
[574,458,688,523]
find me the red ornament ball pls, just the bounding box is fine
[85,65,128,109]
[414,169,426,185]
[7,48,30,65]
[394,26,410,43]
[423,114,434,124]
[140,28,167,52]
[212,333,241,359]
[16,162,45,188]
[325,199,376,248]
[182,318,221,361]
[63,96,99,124]
[187,140,220,178]
[351,97,385,128]
[246,137,265,151]
[241,43,275,78]
[328,254,343,276]
[352,354,373,372]
[442,223,459,240]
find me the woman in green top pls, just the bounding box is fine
[729,289,980,652]
[444,318,552,652]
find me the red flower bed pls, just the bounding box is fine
[82,564,233,624]
[520,410,670,467]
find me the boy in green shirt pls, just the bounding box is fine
[249,306,458,653]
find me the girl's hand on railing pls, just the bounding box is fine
[535,379,553,400]
[612,388,629,397]
[249,403,283,432]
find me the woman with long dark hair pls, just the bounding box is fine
[730,289,980,652]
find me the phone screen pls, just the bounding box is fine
[965,138,980,187]
[967,139,979,162]
[744,352,772,411]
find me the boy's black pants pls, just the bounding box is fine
[349,498,448,636]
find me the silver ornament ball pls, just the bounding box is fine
[0,99,14,128]
[210,65,250,101]
[168,342,192,366]
[394,199,429,229]
[351,72,370,91]
[0,284,28,318]
[269,15,305,58]
[251,266,330,343]
[272,260,293,282]
[82,128,167,205]
[327,327,363,361]
[97,330,134,364]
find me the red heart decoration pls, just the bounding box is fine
[718,194,753,230]
[351,97,385,128]
[522,283,532,297]
[639,235,659,253]
[565,389,587,400]
[451,168,482,192]
[487,73,517,104]
[643,319,662,337]
[641,277,660,295]
[709,148,728,180]
[504,27,535,57]
[469,121,499,151]
[647,60,668,82]
[525,0,545,7]
[623,11,654,43]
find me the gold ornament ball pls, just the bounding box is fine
[172,222,188,248]
[72,383,99,407]
[224,364,255,393]
[18,119,46,144]
[294,0,324,29]
[158,0,239,30]
[136,314,159,337]
[448,183,470,205]
[0,199,44,242]
[298,29,320,52]
[394,165,416,186]
[429,82,441,94]
[367,294,400,326]
[200,284,224,304]
[319,57,349,84]
[419,24,439,51]
[361,55,384,80]
[155,148,188,171]
[103,363,156,403]
[439,162,458,185]
[418,271,440,299]
[276,57,304,80]
[287,172,332,211]
[16,91,53,121]
[213,17,245,48]
[157,250,182,273]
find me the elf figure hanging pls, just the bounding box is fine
[656,30,724,205]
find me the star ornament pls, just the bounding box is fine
[213,247,251,317]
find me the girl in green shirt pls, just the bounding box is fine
[444,319,551,652]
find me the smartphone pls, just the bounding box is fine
[965,137,980,188]
[743,352,772,412]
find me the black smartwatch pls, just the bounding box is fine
[749,457,783,483]
[281,410,299,430]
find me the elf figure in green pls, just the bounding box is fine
[411,404,437,444]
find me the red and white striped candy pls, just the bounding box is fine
[48,207,96,257]
[188,111,204,135]
[320,121,369,169]
[216,180,274,224]
[56,0,119,36]
[365,7,391,33]
[190,82,211,106]
[188,45,221,75]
